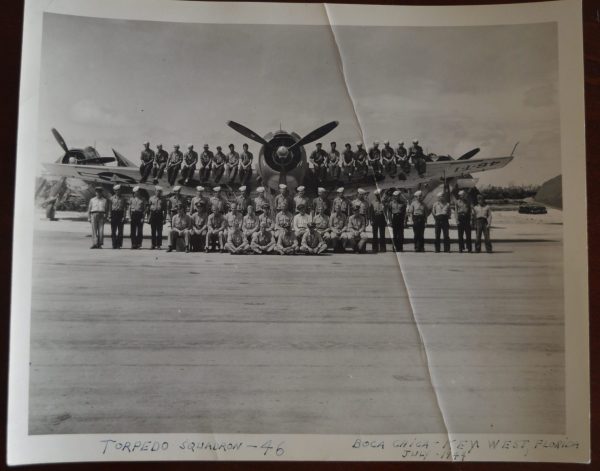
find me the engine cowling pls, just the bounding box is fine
[257,130,307,192]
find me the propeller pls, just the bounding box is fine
[457,147,480,160]
[226,121,269,146]
[287,121,339,152]
[51,128,69,153]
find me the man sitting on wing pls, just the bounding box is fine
[225,221,251,254]
[299,222,328,255]
[251,221,276,254]
[274,221,298,255]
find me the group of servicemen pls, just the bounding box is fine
[87,182,494,255]
[137,139,429,187]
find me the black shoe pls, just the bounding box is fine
[167,247,173,252]
[151,246,155,250]
[90,245,97,249]
[185,248,190,253]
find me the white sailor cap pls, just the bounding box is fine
[357,188,366,194]
[356,142,363,147]
[132,186,140,192]
[187,143,194,148]
[213,186,221,192]
[257,186,265,193]
[414,190,422,196]
[173,185,181,192]
[373,141,380,146]
[384,140,390,145]
[239,185,247,192]
[196,186,204,191]
[279,184,287,189]
[297,185,305,192]
[317,187,325,193]
[458,190,465,196]
[437,192,444,197]
[113,184,121,191]
[374,188,382,195]
[337,187,344,193]
[393,190,401,196]
[155,186,163,192]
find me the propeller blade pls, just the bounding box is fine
[288,121,339,151]
[112,149,137,167]
[51,128,69,153]
[457,148,480,160]
[226,121,268,146]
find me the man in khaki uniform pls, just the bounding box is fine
[167,202,191,252]
[109,184,127,249]
[254,186,269,215]
[235,186,253,215]
[242,204,260,243]
[292,203,312,243]
[344,205,368,253]
[152,144,169,182]
[299,222,328,255]
[190,201,208,251]
[139,141,155,183]
[147,186,167,250]
[274,221,298,255]
[251,221,276,254]
[88,186,109,249]
[293,186,310,213]
[166,144,183,186]
[225,221,251,254]
[206,207,227,252]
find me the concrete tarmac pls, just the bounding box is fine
[28,209,564,435]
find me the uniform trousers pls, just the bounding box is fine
[475,218,493,253]
[110,210,125,248]
[371,214,387,252]
[412,215,426,252]
[391,211,405,252]
[457,214,472,252]
[149,211,164,248]
[130,211,145,248]
[167,164,181,186]
[90,212,105,247]
[434,215,450,252]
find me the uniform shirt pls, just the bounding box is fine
[183,150,198,165]
[302,230,323,248]
[292,212,312,233]
[355,149,367,162]
[352,198,369,216]
[140,148,155,163]
[342,149,355,165]
[332,196,350,215]
[432,201,451,217]
[368,147,381,162]
[240,151,253,166]
[313,214,330,233]
[329,212,348,232]
[190,195,209,214]
[347,214,366,232]
[154,149,168,164]
[258,213,274,229]
[210,195,227,214]
[225,211,243,229]
[171,213,191,231]
[293,195,310,212]
[472,204,492,224]
[110,195,127,212]
[395,146,407,160]
[148,195,167,213]
[274,194,293,212]
[168,195,185,213]
[313,196,328,214]
[207,213,226,231]
[227,230,245,247]
[200,150,214,166]
[191,212,208,231]
[275,211,293,230]
[167,150,183,166]
[455,199,472,216]
[254,195,269,211]
[277,230,297,248]
[242,214,259,234]
[328,149,340,164]
[129,196,146,213]
[408,144,424,160]
[235,195,253,213]
[389,199,407,215]
[381,146,395,161]
[227,151,240,165]
[213,151,226,165]
[310,149,328,165]
[252,230,273,246]
[408,199,427,217]
[370,199,386,217]
[88,196,108,213]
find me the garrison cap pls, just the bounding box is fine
[213,186,221,192]
[173,185,181,192]
[279,184,287,189]
[393,190,401,196]
[357,188,366,194]
[317,187,325,193]
[337,187,344,193]
[239,185,247,192]
[113,184,121,191]
[297,185,305,192]
[196,186,204,191]
[257,186,265,193]
[132,186,140,192]
[414,190,422,196]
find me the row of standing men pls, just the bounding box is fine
[137,139,429,186]
[87,183,493,254]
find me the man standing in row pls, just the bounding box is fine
[129,186,146,249]
[88,186,109,249]
[407,190,427,252]
[369,188,387,253]
[109,184,127,249]
[236,186,252,215]
[387,190,407,252]
[332,187,351,216]
[148,186,167,250]
[473,194,493,253]
[274,184,294,213]
[431,192,451,253]
[455,190,473,253]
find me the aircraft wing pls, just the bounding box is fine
[425,155,514,178]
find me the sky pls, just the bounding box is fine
[37,14,560,186]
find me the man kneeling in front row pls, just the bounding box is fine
[225,221,251,254]
[299,222,327,255]
[274,221,298,255]
[251,221,276,254]
[168,203,191,252]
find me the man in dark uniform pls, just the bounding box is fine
[387,190,407,252]
[152,144,169,182]
[199,144,213,182]
[239,143,253,184]
[235,186,253,215]
[455,189,473,252]
[328,141,341,180]
[139,141,155,183]
[212,146,226,183]
[408,140,426,177]
[395,142,410,177]
[368,141,383,176]
[309,142,328,181]
[147,186,167,250]
[109,184,127,249]
[166,144,183,186]
[129,186,147,249]
[342,143,355,180]
[354,142,368,177]
[407,190,428,252]
[381,141,396,176]
[226,143,240,183]
[181,144,198,185]
[369,188,387,253]
[431,191,451,252]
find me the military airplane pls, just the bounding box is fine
[41,122,515,205]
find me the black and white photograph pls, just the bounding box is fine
[7,0,588,464]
